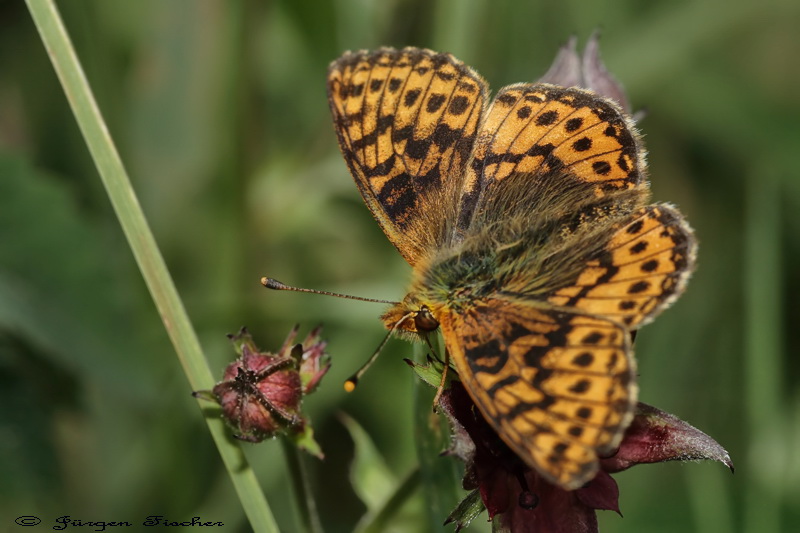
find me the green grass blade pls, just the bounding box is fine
[24,1,278,531]
[355,467,422,533]
[743,161,784,533]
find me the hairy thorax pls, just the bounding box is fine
[380,236,510,336]
[379,190,644,337]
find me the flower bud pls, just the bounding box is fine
[194,326,329,455]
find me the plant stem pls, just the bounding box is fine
[355,467,421,533]
[24,1,278,531]
[743,161,783,533]
[412,343,463,531]
[281,438,324,533]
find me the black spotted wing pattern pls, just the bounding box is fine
[327,47,487,264]
[439,297,635,489]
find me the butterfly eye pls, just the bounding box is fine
[414,306,440,332]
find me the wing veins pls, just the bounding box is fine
[561,145,624,167]
[375,54,398,181]
[498,385,624,408]
[388,56,416,184]
[358,60,377,177]
[440,68,482,184]
[507,103,585,179]
[480,93,519,181]
[336,70,376,209]
[612,246,682,268]
[417,67,460,180]
[608,216,675,248]
[496,392,605,450]
[403,61,437,177]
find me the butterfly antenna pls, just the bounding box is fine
[344,311,415,392]
[261,277,399,305]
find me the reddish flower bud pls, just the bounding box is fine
[194,326,329,456]
[212,330,301,442]
[291,325,331,394]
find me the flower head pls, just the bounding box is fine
[194,326,330,457]
[434,376,732,533]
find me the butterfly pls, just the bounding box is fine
[326,47,696,489]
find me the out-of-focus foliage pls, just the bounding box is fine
[2,0,799,531]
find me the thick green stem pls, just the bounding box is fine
[412,343,463,531]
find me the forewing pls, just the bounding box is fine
[546,204,696,328]
[327,47,487,264]
[439,298,635,489]
[458,84,645,229]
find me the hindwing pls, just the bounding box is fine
[546,204,696,328]
[439,297,635,489]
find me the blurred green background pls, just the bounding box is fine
[2,0,799,531]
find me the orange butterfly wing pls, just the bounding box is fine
[473,84,643,194]
[439,298,635,489]
[545,204,697,328]
[327,48,487,264]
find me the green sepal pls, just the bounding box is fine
[444,489,486,531]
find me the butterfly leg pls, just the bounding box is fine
[432,347,450,411]
[420,333,450,411]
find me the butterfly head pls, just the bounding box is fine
[381,294,441,337]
